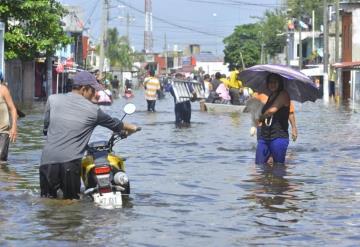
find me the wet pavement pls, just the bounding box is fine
[1,90,360,246]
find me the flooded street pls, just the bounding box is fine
[1,90,360,246]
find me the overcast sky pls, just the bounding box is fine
[58,0,283,55]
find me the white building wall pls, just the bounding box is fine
[195,62,229,76]
[352,8,360,61]
[289,31,321,67]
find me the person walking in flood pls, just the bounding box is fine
[255,73,291,165]
[143,70,161,112]
[0,72,18,163]
[250,92,297,142]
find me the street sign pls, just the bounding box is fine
[0,22,5,78]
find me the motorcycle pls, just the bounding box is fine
[81,103,140,209]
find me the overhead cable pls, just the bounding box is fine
[115,0,223,38]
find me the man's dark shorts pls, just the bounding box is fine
[175,101,191,126]
[39,159,81,199]
[0,133,10,162]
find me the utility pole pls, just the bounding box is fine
[285,13,289,66]
[99,0,109,76]
[125,12,135,46]
[283,3,290,66]
[335,0,340,63]
[335,0,341,102]
[0,22,5,78]
[259,30,265,64]
[298,5,303,70]
[323,0,329,103]
[164,33,168,74]
[285,33,289,65]
[126,12,130,44]
[46,57,53,97]
[240,51,245,70]
[312,10,315,52]
[144,0,153,53]
[299,25,302,69]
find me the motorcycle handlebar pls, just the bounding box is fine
[115,126,141,139]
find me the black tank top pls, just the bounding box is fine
[260,92,290,140]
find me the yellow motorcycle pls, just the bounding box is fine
[81,103,140,208]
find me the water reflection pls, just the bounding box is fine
[34,201,86,240]
[0,163,26,191]
[244,164,299,213]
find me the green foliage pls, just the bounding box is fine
[223,23,261,68]
[0,0,71,60]
[260,10,287,58]
[105,27,133,70]
[223,0,331,66]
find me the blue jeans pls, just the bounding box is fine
[255,138,289,165]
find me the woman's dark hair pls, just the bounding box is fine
[266,73,284,92]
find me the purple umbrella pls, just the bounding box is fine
[239,64,321,102]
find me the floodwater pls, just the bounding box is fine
[1,90,360,246]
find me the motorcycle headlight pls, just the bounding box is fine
[113,172,129,186]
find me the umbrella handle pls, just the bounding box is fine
[264,116,273,126]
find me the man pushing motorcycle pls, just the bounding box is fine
[39,71,139,200]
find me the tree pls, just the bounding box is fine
[0,0,71,60]
[260,10,287,58]
[223,23,261,69]
[105,27,133,70]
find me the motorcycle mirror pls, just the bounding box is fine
[123,103,136,115]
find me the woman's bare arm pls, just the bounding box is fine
[263,91,290,117]
[1,85,17,142]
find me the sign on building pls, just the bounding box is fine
[144,54,155,63]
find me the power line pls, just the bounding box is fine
[115,0,223,38]
[228,0,280,7]
[83,0,99,28]
[186,0,280,8]
[117,24,236,33]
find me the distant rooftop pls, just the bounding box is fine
[193,52,223,62]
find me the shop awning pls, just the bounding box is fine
[333,61,360,69]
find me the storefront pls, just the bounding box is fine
[333,61,360,107]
